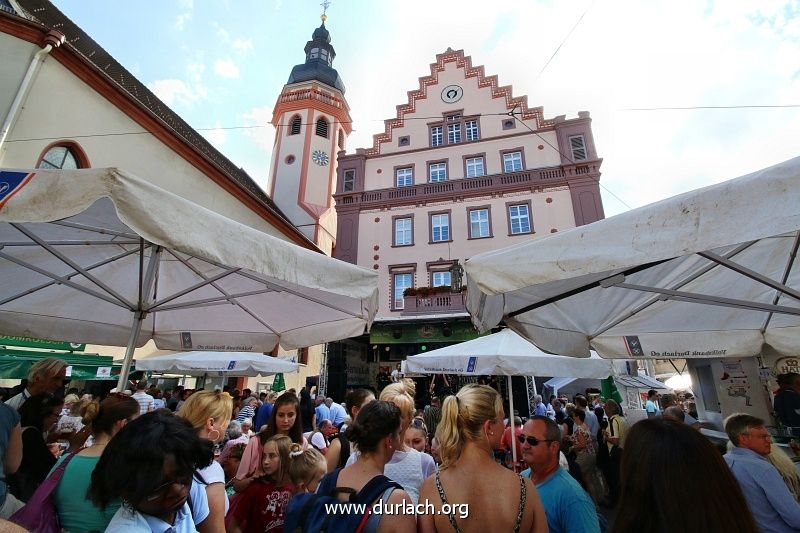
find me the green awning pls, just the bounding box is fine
[0,347,123,380]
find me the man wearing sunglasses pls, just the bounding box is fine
[519,416,600,533]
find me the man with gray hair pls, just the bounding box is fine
[534,394,547,417]
[5,357,67,410]
[724,413,800,532]
[660,393,700,428]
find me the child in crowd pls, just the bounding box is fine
[228,434,295,533]
[222,443,247,497]
[287,443,327,494]
[404,418,429,453]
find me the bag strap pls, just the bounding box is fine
[317,468,341,496]
[353,475,401,506]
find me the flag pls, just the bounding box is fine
[272,373,285,392]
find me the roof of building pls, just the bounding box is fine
[6,0,315,248]
[287,22,346,94]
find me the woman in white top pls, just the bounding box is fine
[347,380,435,504]
[176,390,232,533]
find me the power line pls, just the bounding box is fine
[534,0,595,83]
[624,104,800,111]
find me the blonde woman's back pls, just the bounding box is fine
[419,457,546,532]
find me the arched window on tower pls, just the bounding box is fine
[289,115,302,135]
[316,117,329,138]
[337,129,345,150]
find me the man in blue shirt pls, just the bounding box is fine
[645,389,660,418]
[326,398,347,428]
[520,416,600,533]
[315,396,330,428]
[724,413,800,532]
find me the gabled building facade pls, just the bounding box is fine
[328,48,605,403]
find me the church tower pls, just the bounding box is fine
[269,10,351,256]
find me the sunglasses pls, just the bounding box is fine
[518,435,557,447]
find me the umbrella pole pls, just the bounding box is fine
[116,244,161,391]
[508,375,516,468]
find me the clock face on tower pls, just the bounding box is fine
[312,150,329,166]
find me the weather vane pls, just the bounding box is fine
[321,0,331,22]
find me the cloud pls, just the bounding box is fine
[177,0,193,8]
[147,79,206,107]
[214,59,240,79]
[241,105,275,152]
[233,38,254,55]
[175,12,192,31]
[201,121,227,148]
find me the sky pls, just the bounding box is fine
[49,0,800,217]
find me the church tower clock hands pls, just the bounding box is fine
[268,1,351,257]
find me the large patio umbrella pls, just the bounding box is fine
[135,351,299,377]
[464,156,800,359]
[402,328,614,464]
[0,168,379,389]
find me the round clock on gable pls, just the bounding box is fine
[312,150,329,166]
[441,84,463,104]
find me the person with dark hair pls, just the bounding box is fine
[321,400,415,532]
[601,398,627,508]
[419,384,547,532]
[774,373,800,430]
[724,413,800,531]
[298,388,316,433]
[645,389,660,418]
[324,388,375,471]
[10,394,86,501]
[234,391,306,492]
[613,418,758,533]
[52,393,139,532]
[520,416,598,533]
[88,410,213,532]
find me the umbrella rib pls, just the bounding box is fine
[145,265,243,310]
[10,224,134,308]
[148,289,275,312]
[761,230,800,333]
[50,220,139,239]
[0,240,140,246]
[0,245,142,306]
[698,251,800,302]
[0,251,130,309]
[590,241,756,338]
[507,258,672,319]
[161,250,279,334]
[615,281,800,316]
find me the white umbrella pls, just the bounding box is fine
[403,329,614,465]
[136,351,299,377]
[464,156,800,359]
[0,168,378,389]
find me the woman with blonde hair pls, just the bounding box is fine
[418,384,547,532]
[346,380,435,504]
[176,390,232,533]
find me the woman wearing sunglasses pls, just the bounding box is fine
[89,411,213,532]
[418,384,547,533]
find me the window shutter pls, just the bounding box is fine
[570,136,587,160]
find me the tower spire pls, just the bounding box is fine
[321,0,331,23]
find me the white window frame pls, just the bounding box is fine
[394,217,413,246]
[395,167,414,188]
[431,271,452,288]
[431,213,450,242]
[509,204,531,234]
[465,119,479,141]
[430,126,443,147]
[503,151,523,173]
[569,135,588,161]
[447,123,461,144]
[429,162,448,183]
[393,273,413,310]
[469,208,490,238]
[465,157,485,178]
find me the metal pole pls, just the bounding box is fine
[508,375,516,467]
[116,244,161,390]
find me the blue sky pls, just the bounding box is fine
[51,0,800,216]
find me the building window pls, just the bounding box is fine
[508,204,532,235]
[447,122,461,144]
[503,151,523,172]
[297,347,309,365]
[289,115,302,135]
[465,119,479,141]
[429,162,448,182]
[431,213,450,242]
[569,135,587,161]
[39,145,81,170]
[398,136,410,146]
[431,271,452,287]
[342,169,355,192]
[338,129,345,150]
[316,117,329,138]
[394,217,413,246]
[469,208,491,238]
[465,157,485,178]
[393,272,413,310]
[502,119,516,130]
[309,47,320,59]
[396,167,414,188]
[430,126,443,147]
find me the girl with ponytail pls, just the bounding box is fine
[418,384,547,532]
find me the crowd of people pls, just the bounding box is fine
[0,356,799,532]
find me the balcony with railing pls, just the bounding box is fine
[401,291,466,315]
[334,160,600,208]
